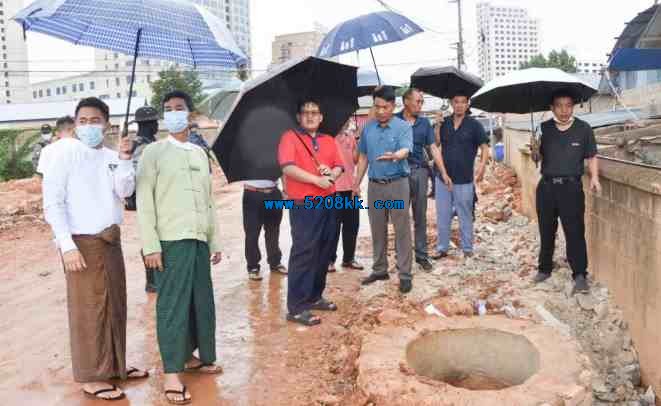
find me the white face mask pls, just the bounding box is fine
[41,132,53,142]
[76,125,105,148]
[163,110,189,134]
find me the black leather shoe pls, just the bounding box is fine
[399,279,412,294]
[430,251,448,260]
[416,258,433,271]
[533,272,551,284]
[361,272,389,285]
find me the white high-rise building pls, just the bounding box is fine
[31,0,251,104]
[270,30,326,67]
[476,2,540,81]
[1,0,31,104]
[576,59,605,75]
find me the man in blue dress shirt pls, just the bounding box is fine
[353,86,414,294]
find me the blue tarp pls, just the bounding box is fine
[609,48,661,71]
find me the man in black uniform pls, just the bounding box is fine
[533,89,602,294]
[127,106,160,292]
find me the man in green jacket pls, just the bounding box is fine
[137,90,222,405]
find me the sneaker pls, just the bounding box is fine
[463,251,474,258]
[361,272,389,285]
[248,269,263,281]
[431,251,448,260]
[399,279,412,294]
[416,258,433,271]
[533,272,551,284]
[573,274,589,294]
[341,260,364,270]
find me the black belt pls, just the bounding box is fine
[542,176,581,185]
[369,175,408,184]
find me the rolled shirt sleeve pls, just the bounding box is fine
[424,121,435,146]
[358,127,368,155]
[112,158,136,199]
[474,120,489,146]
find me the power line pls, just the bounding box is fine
[374,0,458,37]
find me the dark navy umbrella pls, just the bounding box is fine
[316,11,423,84]
[212,56,359,183]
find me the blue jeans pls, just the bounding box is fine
[435,179,475,253]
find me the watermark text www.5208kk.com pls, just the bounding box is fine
[263,196,405,210]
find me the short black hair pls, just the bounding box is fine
[297,98,322,114]
[450,92,470,100]
[551,88,577,105]
[373,85,396,103]
[55,115,75,131]
[75,97,109,122]
[402,87,421,103]
[162,90,195,111]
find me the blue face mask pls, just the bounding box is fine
[76,125,104,148]
[163,110,189,134]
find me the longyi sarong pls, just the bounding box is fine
[155,239,216,373]
[66,224,127,382]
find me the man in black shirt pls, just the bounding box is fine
[533,89,602,294]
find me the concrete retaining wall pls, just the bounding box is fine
[504,127,661,397]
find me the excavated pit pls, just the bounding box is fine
[405,328,540,390]
[357,316,592,406]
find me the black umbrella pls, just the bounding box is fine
[212,56,359,183]
[470,68,598,165]
[410,66,483,99]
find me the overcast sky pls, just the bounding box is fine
[24,0,658,83]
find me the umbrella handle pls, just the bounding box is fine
[123,28,143,138]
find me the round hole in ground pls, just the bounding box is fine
[405,328,541,390]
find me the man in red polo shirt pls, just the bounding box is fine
[278,99,344,326]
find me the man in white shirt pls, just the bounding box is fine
[243,179,287,281]
[42,97,147,401]
[36,115,75,177]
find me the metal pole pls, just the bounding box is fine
[123,28,143,138]
[369,47,382,85]
[449,0,465,69]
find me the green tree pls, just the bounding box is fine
[150,67,204,113]
[520,49,578,73]
[0,129,38,181]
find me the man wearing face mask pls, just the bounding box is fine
[42,97,148,401]
[136,90,223,405]
[32,124,54,171]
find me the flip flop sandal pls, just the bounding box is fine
[164,385,192,405]
[184,363,223,374]
[126,367,149,379]
[310,298,338,312]
[286,310,321,326]
[83,384,125,401]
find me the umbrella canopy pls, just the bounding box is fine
[13,0,247,67]
[357,68,400,97]
[212,56,359,183]
[316,11,423,59]
[471,68,598,114]
[410,66,483,99]
[199,88,240,122]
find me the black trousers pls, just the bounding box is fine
[288,207,337,315]
[242,189,283,271]
[536,178,588,278]
[330,190,360,264]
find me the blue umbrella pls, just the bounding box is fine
[14,0,247,135]
[316,11,423,84]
